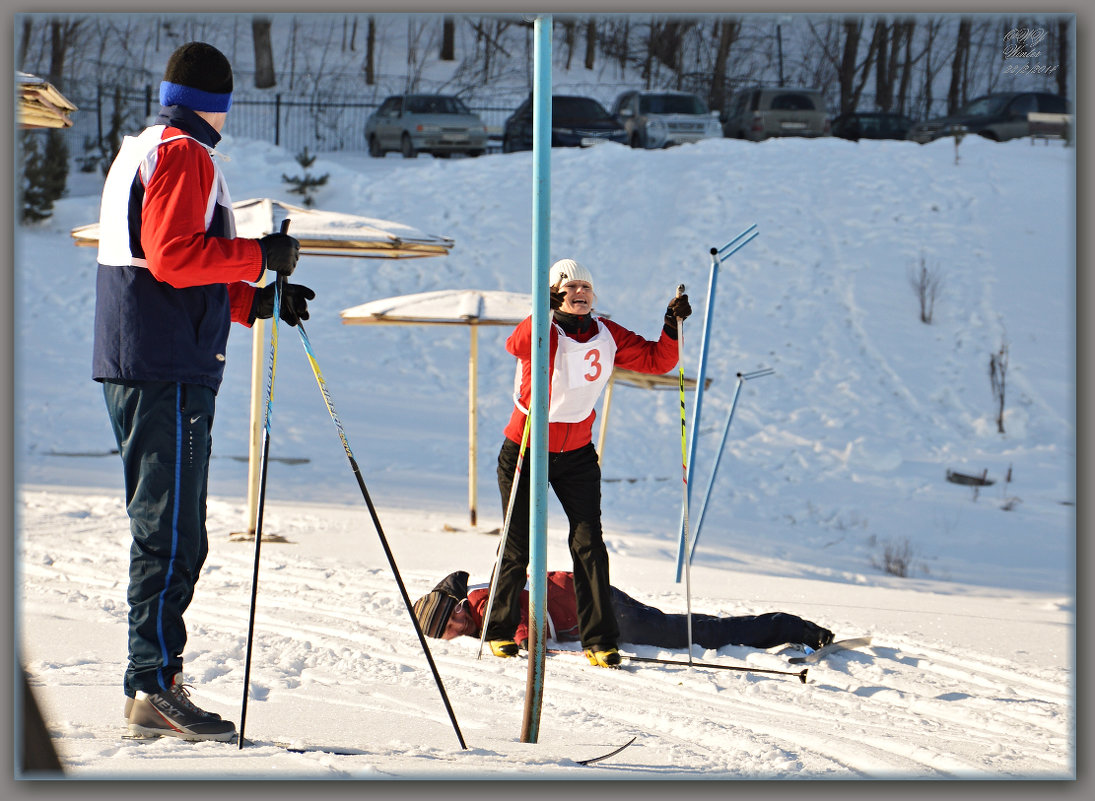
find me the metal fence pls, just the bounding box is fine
[67,84,520,160]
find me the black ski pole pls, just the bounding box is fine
[239,219,291,749]
[295,321,468,750]
[546,647,807,683]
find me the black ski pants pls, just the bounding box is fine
[611,588,816,650]
[103,380,215,698]
[486,438,619,650]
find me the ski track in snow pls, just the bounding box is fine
[20,488,1071,779]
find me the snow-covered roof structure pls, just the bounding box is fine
[71,198,454,260]
[17,72,77,129]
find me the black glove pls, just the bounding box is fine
[259,232,301,277]
[249,282,315,327]
[549,284,566,310]
[663,293,692,337]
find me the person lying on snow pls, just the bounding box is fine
[413,570,834,656]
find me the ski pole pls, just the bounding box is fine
[476,411,532,660]
[675,284,694,666]
[690,368,774,563]
[621,653,807,683]
[675,226,759,582]
[294,320,467,750]
[239,218,289,749]
[545,648,807,683]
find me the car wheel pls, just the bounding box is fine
[367,135,383,158]
[401,133,417,159]
[468,150,484,158]
[629,132,643,148]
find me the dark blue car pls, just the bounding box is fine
[502,95,628,152]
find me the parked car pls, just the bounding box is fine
[610,90,722,149]
[721,86,830,141]
[831,111,915,141]
[365,94,489,158]
[501,95,628,152]
[907,92,1071,143]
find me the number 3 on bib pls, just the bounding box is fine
[584,349,602,382]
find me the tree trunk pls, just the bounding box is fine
[947,18,971,113]
[18,17,33,70]
[48,18,80,90]
[441,16,455,61]
[709,18,739,113]
[837,19,862,114]
[252,16,276,89]
[1056,17,1069,99]
[584,17,596,70]
[364,16,375,85]
[895,19,916,115]
[564,19,575,70]
[873,20,891,111]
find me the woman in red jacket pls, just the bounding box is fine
[414,571,834,652]
[482,259,691,668]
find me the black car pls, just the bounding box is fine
[831,112,915,141]
[502,95,628,152]
[907,92,1070,143]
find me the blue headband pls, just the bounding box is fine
[159,81,233,113]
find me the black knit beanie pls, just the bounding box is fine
[159,42,233,112]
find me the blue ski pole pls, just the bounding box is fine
[690,368,774,562]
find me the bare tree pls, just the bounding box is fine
[48,16,81,89]
[584,17,596,70]
[1056,17,1069,98]
[364,16,376,85]
[946,18,972,112]
[561,18,576,70]
[441,16,455,61]
[252,16,276,89]
[834,17,879,114]
[709,17,740,112]
[907,255,945,324]
[989,339,1009,434]
[18,17,34,70]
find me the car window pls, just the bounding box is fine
[405,96,465,114]
[957,95,1009,117]
[1006,94,1037,118]
[1038,94,1068,113]
[553,97,613,122]
[769,93,818,111]
[377,97,400,115]
[640,94,708,115]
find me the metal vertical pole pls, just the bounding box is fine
[674,248,719,582]
[521,14,551,745]
[468,324,479,526]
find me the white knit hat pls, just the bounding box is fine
[549,258,594,290]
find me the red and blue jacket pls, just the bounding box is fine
[92,105,263,392]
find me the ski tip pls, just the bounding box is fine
[575,736,637,766]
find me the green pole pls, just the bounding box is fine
[520,14,551,744]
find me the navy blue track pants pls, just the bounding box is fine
[103,380,215,697]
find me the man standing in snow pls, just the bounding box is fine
[416,571,834,651]
[483,259,691,668]
[92,42,314,742]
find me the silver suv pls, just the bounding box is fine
[721,87,830,141]
[611,90,723,149]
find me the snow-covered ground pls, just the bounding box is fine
[15,126,1075,783]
